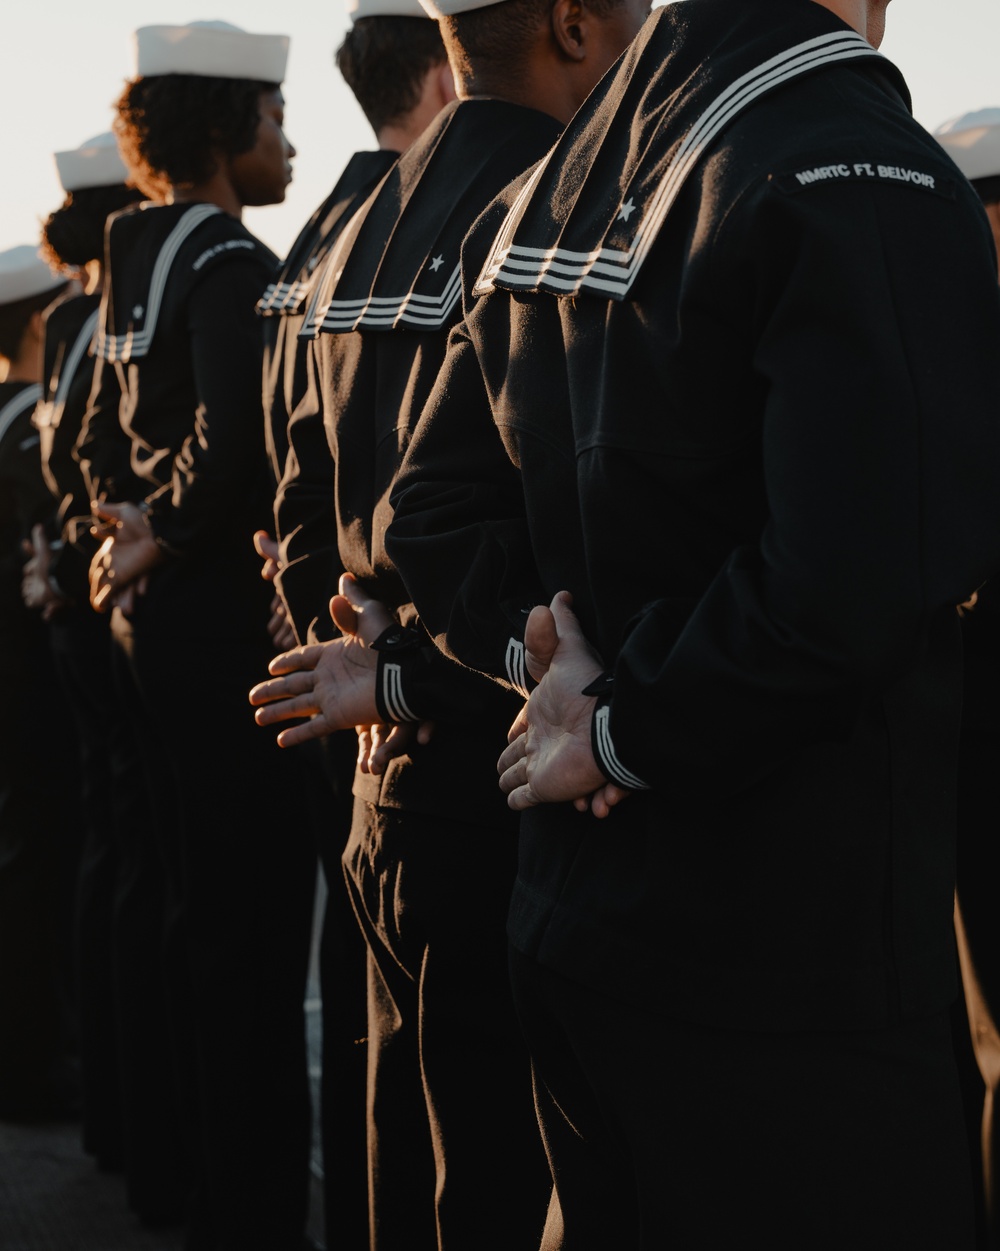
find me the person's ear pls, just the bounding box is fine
[551,0,589,62]
[438,60,458,105]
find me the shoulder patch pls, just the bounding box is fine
[192,238,257,271]
[771,160,956,199]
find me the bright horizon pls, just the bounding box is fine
[4,0,998,261]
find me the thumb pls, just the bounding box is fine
[523,604,559,682]
[338,571,380,612]
[330,593,359,637]
[31,523,47,551]
[92,499,122,523]
[548,589,586,643]
[253,529,279,561]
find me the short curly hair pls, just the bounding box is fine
[336,16,448,134]
[114,74,274,198]
[40,184,146,273]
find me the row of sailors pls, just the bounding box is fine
[4,0,1000,1248]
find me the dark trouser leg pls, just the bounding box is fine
[317,733,370,1251]
[511,947,975,1251]
[127,577,316,1251]
[344,800,549,1251]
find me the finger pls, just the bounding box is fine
[549,589,589,644]
[266,642,326,675]
[370,724,413,774]
[275,718,330,748]
[357,727,373,772]
[507,702,529,745]
[497,732,527,776]
[416,720,434,745]
[506,780,541,812]
[337,573,386,618]
[91,500,122,524]
[498,751,530,797]
[253,530,280,562]
[249,670,318,706]
[590,783,630,820]
[523,605,559,682]
[92,581,114,613]
[31,524,46,553]
[329,593,359,637]
[254,691,324,726]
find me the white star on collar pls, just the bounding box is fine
[132,304,144,320]
[617,198,637,223]
[429,255,445,273]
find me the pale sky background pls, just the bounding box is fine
[3,0,998,260]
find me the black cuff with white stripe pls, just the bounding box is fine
[371,624,424,724]
[583,673,651,793]
[505,635,532,698]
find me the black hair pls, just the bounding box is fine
[40,184,146,273]
[443,0,623,88]
[0,284,69,361]
[114,74,274,197]
[336,16,448,134]
[971,174,1000,207]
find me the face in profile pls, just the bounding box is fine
[228,88,296,207]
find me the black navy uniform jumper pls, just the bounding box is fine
[298,99,558,1251]
[388,1,1000,1245]
[38,288,188,1216]
[259,148,396,1251]
[78,201,317,1251]
[0,378,82,1119]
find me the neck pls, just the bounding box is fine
[811,0,887,48]
[171,171,242,219]
[2,344,41,385]
[376,62,456,155]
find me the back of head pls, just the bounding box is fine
[418,0,637,113]
[337,2,448,134]
[42,133,145,272]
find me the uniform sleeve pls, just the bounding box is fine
[272,338,343,644]
[143,258,271,552]
[387,319,547,697]
[597,170,1000,797]
[75,354,137,504]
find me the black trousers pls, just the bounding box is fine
[343,798,550,1251]
[315,735,370,1251]
[119,557,317,1251]
[954,732,1000,1250]
[0,613,80,1117]
[510,946,975,1251]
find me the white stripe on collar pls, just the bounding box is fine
[304,264,462,337]
[0,384,43,448]
[34,308,100,431]
[96,203,222,362]
[477,31,881,299]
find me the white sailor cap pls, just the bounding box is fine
[134,20,289,83]
[0,246,64,306]
[934,108,1000,183]
[348,0,435,19]
[416,0,503,16]
[54,132,128,193]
